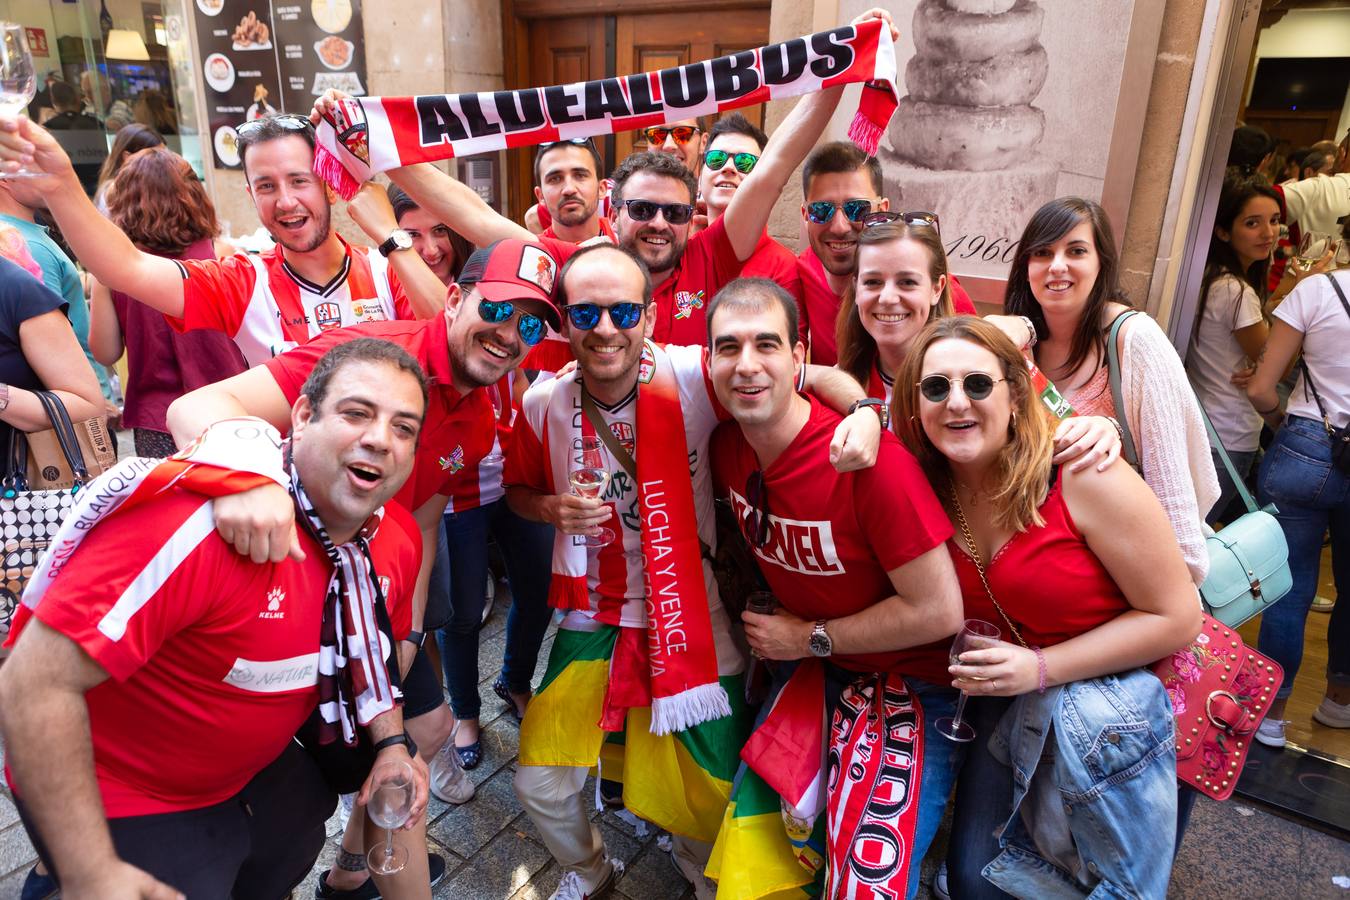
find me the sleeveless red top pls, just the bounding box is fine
[949,470,1129,648]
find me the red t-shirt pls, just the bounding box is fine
[740,232,803,306]
[169,238,415,368]
[649,216,745,345]
[950,470,1128,648]
[711,397,954,679]
[795,249,979,366]
[265,319,505,514]
[541,216,617,243]
[20,489,419,817]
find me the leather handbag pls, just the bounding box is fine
[23,390,115,490]
[1153,615,1282,801]
[1106,311,1292,627]
[0,392,106,645]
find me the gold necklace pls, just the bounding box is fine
[948,482,1029,649]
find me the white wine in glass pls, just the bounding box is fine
[366,760,414,875]
[0,24,38,179]
[1296,232,1333,272]
[571,436,614,548]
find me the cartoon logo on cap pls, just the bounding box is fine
[314,301,342,330]
[517,246,556,295]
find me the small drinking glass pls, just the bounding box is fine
[366,760,414,875]
[935,618,1003,743]
[569,436,614,548]
[1296,231,1334,272]
[743,591,778,705]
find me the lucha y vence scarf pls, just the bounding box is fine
[312,19,898,199]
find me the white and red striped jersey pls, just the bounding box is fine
[168,238,414,367]
[15,489,420,817]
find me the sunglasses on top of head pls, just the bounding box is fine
[806,198,876,225]
[236,113,313,142]
[861,210,941,232]
[477,299,547,346]
[618,199,694,225]
[704,148,759,175]
[917,372,1006,403]
[565,302,647,331]
[643,125,699,146]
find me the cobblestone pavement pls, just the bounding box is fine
[2,593,1347,899]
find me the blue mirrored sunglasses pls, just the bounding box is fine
[806,198,874,225]
[478,299,547,346]
[564,302,646,331]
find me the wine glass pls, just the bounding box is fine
[0,24,38,180]
[366,760,414,875]
[742,591,778,705]
[934,618,1003,743]
[1296,231,1334,273]
[569,436,614,548]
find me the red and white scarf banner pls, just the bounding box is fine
[312,19,898,200]
[538,342,729,736]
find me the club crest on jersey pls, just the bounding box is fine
[377,576,391,598]
[674,289,705,320]
[314,301,342,331]
[259,585,286,619]
[517,245,556,295]
[609,421,636,456]
[637,341,656,384]
[439,445,465,473]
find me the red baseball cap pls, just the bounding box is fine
[457,239,562,330]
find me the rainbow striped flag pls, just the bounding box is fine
[520,624,750,843]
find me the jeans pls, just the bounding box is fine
[1206,446,1258,526]
[945,695,1014,900]
[435,498,555,720]
[1256,415,1350,699]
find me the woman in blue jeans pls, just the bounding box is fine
[1248,270,1350,747]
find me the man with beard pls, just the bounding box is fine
[0,113,447,368]
[162,238,560,898]
[503,245,883,900]
[534,138,614,244]
[797,142,976,365]
[0,338,430,900]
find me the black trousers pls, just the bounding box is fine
[16,741,336,900]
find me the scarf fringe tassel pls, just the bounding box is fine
[314,143,362,201]
[548,574,591,612]
[649,682,733,736]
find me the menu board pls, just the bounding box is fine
[191,0,367,169]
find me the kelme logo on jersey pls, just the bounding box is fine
[259,585,286,620]
[439,445,465,473]
[726,487,844,576]
[314,301,342,330]
[673,289,705,320]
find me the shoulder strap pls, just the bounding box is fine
[1106,310,1140,469]
[1295,273,1350,435]
[1325,271,1350,318]
[580,385,637,481]
[1191,388,1260,515]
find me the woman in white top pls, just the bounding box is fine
[1186,172,1278,524]
[1248,269,1350,747]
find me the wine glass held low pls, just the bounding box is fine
[367,759,416,875]
[0,23,40,180]
[935,618,1003,743]
[570,435,615,548]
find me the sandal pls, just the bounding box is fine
[492,674,528,722]
[455,739,482,769]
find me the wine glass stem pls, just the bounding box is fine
[950,690,970,730]
[385,827,394,859]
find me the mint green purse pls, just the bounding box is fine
[1106,311,1291,627]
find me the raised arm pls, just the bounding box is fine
[346,183,448,319]
[0,620,183,900]
[0,117,187,316]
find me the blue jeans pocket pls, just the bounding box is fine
[1261,431,1332,509]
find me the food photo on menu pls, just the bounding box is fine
[232,11,271,50]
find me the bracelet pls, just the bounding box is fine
[1033,646,1048,695]
[1017,315,1038,349]
[1108,417,1125,442]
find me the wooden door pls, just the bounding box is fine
[501,2,770,221]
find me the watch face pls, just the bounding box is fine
[392,230,413,250]
[809,628,831,657]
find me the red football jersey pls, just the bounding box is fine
[711,397,954,680]
[20,490,419,816]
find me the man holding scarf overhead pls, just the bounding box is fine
[503,245,884,900]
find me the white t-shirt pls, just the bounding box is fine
[1186,274,1265,451]
[1282,173,1350,237]
[1277,271,1350,427]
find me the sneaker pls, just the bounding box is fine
[549,858,624,900]
[1255,717,1287,748]
[429,734,475,804]
[1313,697,1350,728]
[428,852,448,888]
[932,861,951,900]
[20,866,58,900]
[315,854,446,899]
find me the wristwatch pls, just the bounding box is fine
[808,620,833,658]
[848,397,889,432]
[403,629,427,649]
[378,229,413,257]
[0,383,9,413]
[1016,315,1039,349]
[372,732,418,758]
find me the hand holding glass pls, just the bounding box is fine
[0,24,38,180]
[569,436,614,547]
[936,619,1002,742]
[366,760,414,875]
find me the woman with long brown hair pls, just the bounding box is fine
[87,147,245,457]
[93,122,164,212]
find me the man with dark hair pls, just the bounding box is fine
[642,118,705,172]
[42,79,105,196]
[504,247,884,900]
[0,338,430,900]
[796,141,975,364]
[1228,124,1275,175]
[0,113,447,367]
[704,278,964,899]
[533,138,612,243]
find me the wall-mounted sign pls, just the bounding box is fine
[191,0,366,169]
[24,27,48,57]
